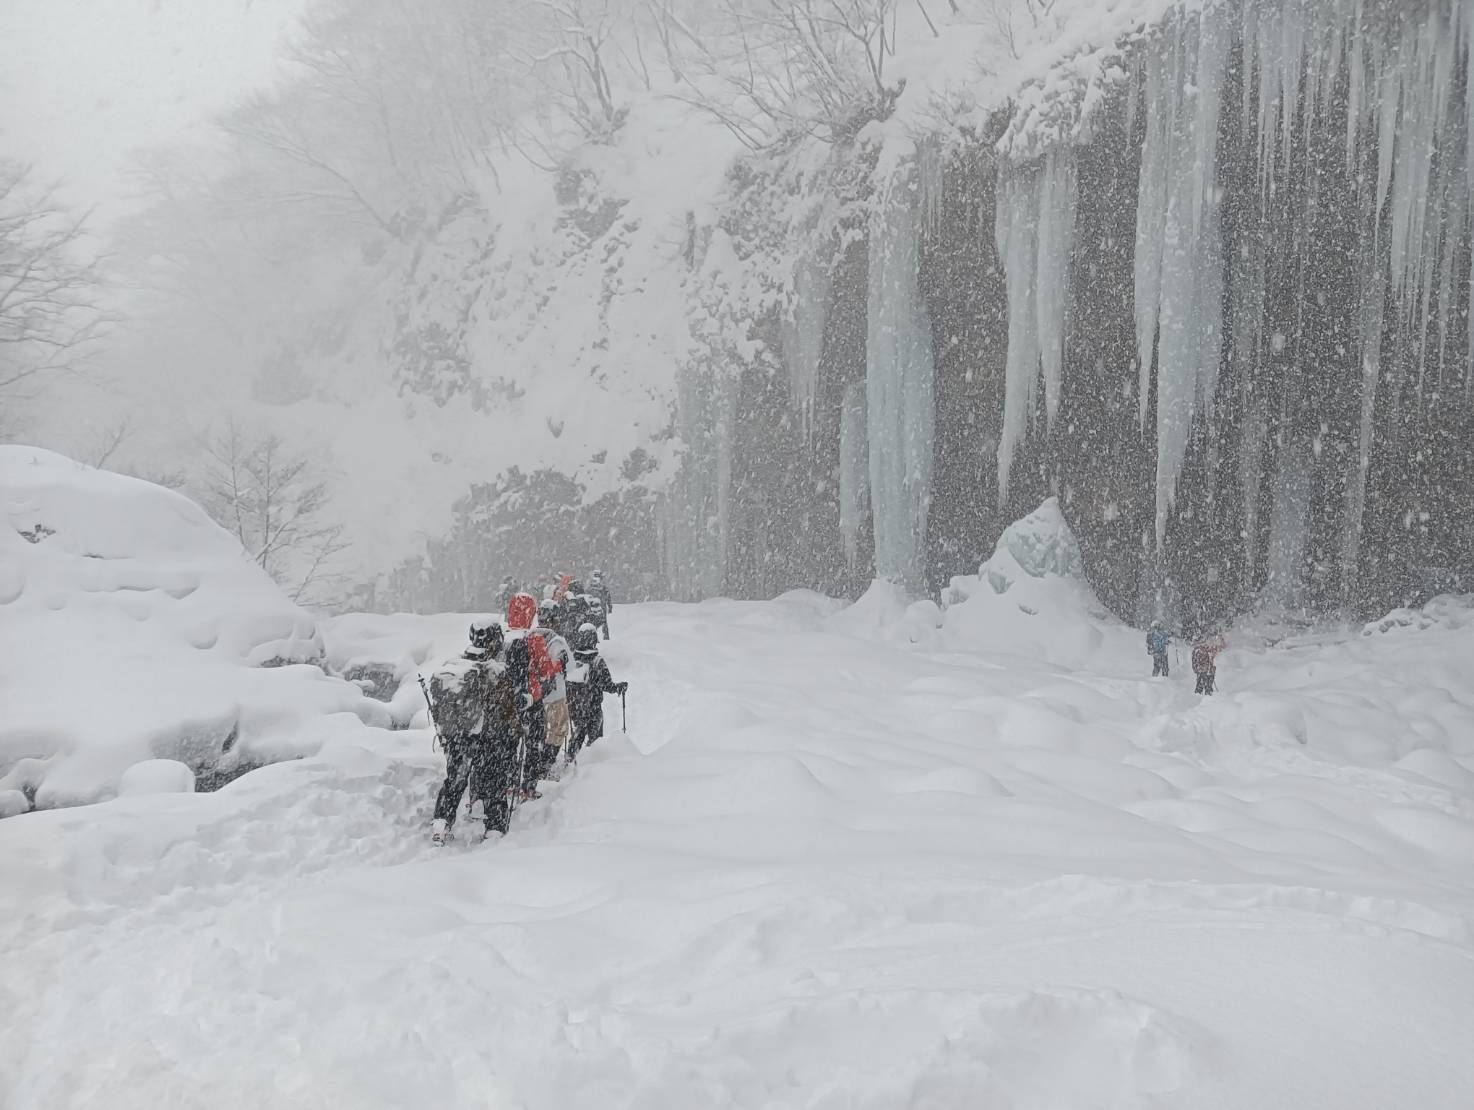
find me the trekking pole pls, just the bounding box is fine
[510,718,529,816]
[621,690,627,734]
[417,676,443,753]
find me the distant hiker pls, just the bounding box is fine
[564,580,592,634]
[497,577,516,612]
[535,600,574,770]
[1192,633,1227,695]
[589,569,613,638]
[505,592,561,798]
[1146,621,1171,677]
[566,623,626,760]
[427,620,521,845]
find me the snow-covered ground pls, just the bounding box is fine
[5,574,1474,1106]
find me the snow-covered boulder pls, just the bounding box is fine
[0,446,389,813]
[937,498,1136,669]
[117,759,197,797]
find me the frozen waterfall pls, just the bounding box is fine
[866,153,936,590]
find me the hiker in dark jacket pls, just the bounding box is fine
[589,570,613,639]
[566,624,626,759]
[428,620,522,845]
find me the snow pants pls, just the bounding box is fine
[434,736,513,834]
[520,702,553,790]
[545,698,571,749]
[567,698,604,759]
[1194,670,1216,695]
[1152,652,1170,677]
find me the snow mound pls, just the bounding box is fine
[941,498,1133,668]
[0,446,388,812]
[828,500,1132,669]
[117,759,196,797]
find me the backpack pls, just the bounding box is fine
[428,654,497,736]
[1191,644,1213,673]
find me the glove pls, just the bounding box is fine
[615,682,629,694]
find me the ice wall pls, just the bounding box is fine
[993,0,1474,591]
[866,153,936,590]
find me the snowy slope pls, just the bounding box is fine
[4,587,1473,1107]
[0,447,387,811]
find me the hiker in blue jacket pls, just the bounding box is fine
[1146,621,1171,677]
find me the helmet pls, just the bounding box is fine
[569,579,585,596]
[537,598,559,622]
[469,619,503,650]
[571,625,599,653]
[591,569,604,581]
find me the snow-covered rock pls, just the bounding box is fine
[0,446,388,813]
[939,498,1133,668]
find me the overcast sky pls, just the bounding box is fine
[0,0,305,219]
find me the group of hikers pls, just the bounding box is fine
[422,571,625,845]
[1146,621,1226,694]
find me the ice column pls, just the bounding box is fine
[866,153,936,590]
[838,380,868,570]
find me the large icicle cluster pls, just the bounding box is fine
[866,154,936,590]
[994,149,1078,501]
[994,0,1474,568]
[1133,3,1230,546]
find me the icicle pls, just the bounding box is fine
[1035,150,1077,433]
[995,160,1040,500]
[779,244,833,433]
[1466,0,1474,397]
[1134,39,1172,429]
[866,152,936,590]
[994,148,1077,504]
[918,138,945,242]
[838,380,868,570]
[1133,7,1231,548]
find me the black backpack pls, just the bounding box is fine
[428,654,496,736]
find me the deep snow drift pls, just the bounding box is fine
[4,570,1474,1106]
[0,446,388,811]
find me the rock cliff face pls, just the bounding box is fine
[653,0,1473,624]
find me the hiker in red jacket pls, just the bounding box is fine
[504,592,563,796]
[1192,633,1227,695]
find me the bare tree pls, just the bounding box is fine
[199,419,351,606]
[0,160,108,412]
[656,0,908,149]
